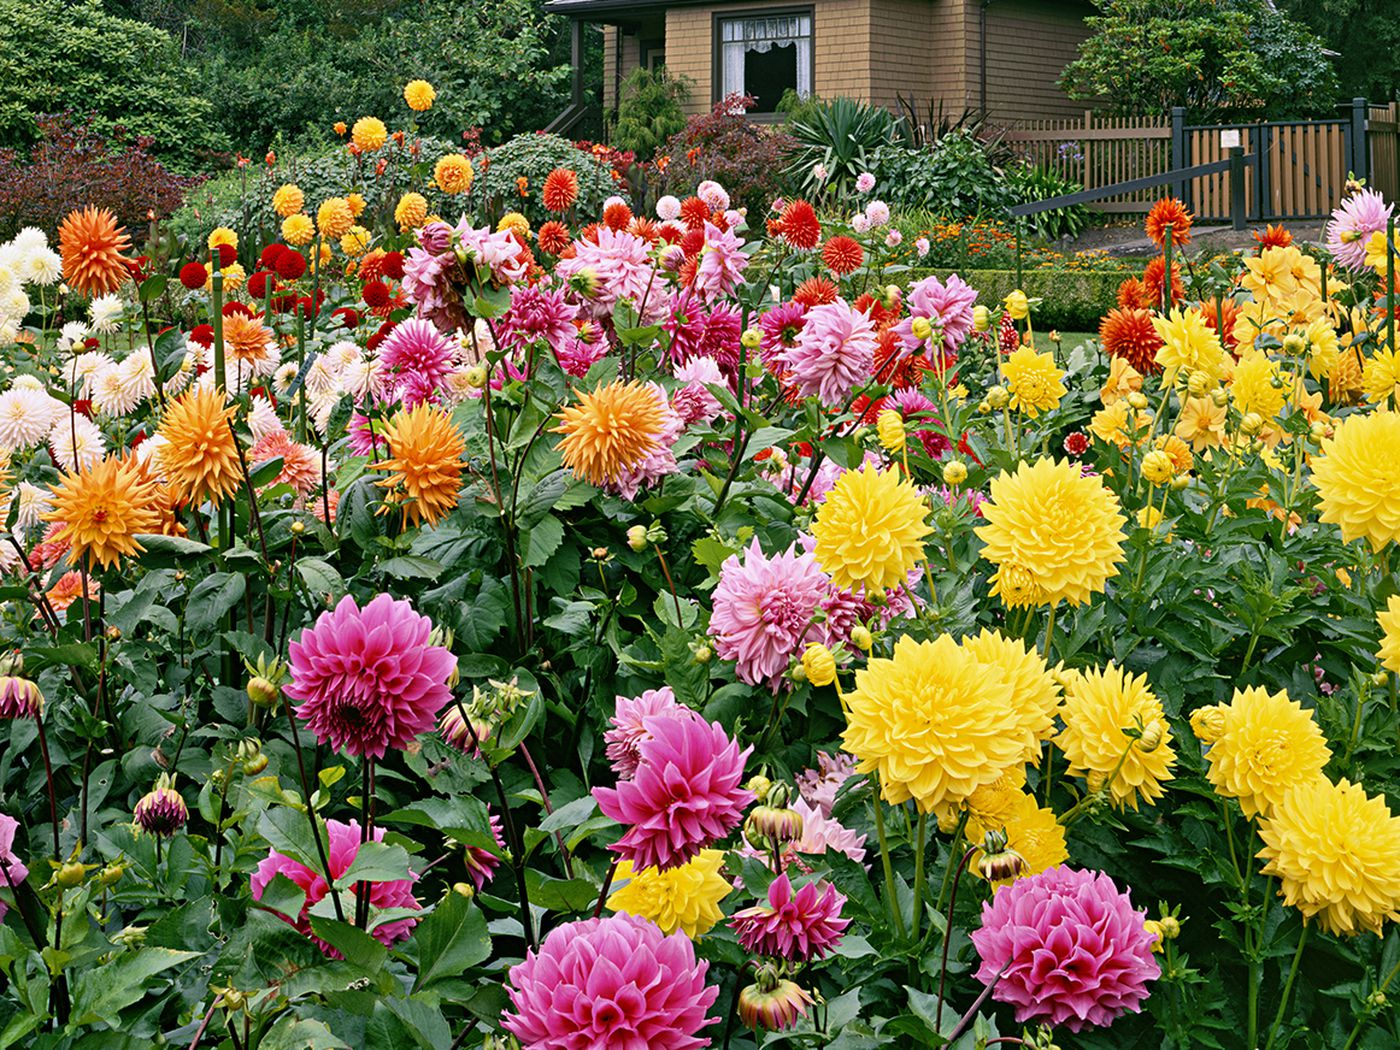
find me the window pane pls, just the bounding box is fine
[718,13,811,111]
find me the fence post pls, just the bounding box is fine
[1229,147,1246,231]
[1352,97,1370,182]
[1170,107,1187,203]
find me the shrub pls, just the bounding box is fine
[1005,164,1091,242]
[871,131,1015,218]
[783,97,898,202]
[611,68,690,161]
[475,134,622,223]
[657,96,796,217]
[0,114,197,242]
[905,264,1136,329]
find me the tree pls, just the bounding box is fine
[1277,0,1400,103]
[1060,0,1340,121]
[611,68,690,161]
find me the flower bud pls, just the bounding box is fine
[689,641,713,664]
[910,316,934,342]
[290,520,306,536]
[590,546,610,560]
[1189,704,1227,744]
[99,863,126,887]
[134,773,188,838]
[1004,289,1030,320]
[452,881,475,898]
[1240,411,1265,435]
[627,525,648,551]
[57,861,86,887]
[1159,915,1181,939]
[1366,990,1388,1011]
[1141,450,1175,486]
[1373,670,1391,687]
[801,643,837,687]
[745,803,804,851]
[977,400,991,414]
[942,460,968,486]
[741,327,762,351]
[850,624,873,651]
[746,774,773,803]
[1144,919,1166,952]
[1281,332,1306,357]
[977,843,1026,883]
[973,304,991,332]
[738,978,814,1031]
[247,675,280,708]
[876,409,906,453]
[567,267,600,298]
[987,385,1010,410]
[0,676,43,719]
[1136,721,1165,752]
[1126,391,1149,410]
[1187,371,1211,397]
[244,752,269,775]
[465,364,488,389]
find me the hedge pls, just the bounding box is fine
[906,266,1134,331]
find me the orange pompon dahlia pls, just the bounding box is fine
[42,454,162,571]
[1099,307,1163,375]
[822,236,864,275]
[1145,197,1193,247]
[156,387,243,507]
[371,402,465,527]
[793,276,839,308]
[1254,224,1293,251]
[537,221,572,255]
[542,167,580,213]
[1142,257,1184,307]
[58,206,133,297]
[553,379,664,488]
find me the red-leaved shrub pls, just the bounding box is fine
[656,95,797,217]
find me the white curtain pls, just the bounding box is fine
[719,14,812,101]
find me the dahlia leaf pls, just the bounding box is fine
[521,514,564,568]
[376,556,444,581]
[296,557,345,603]
[259,1017,351,1050]
[185,572,245,632]
[332,841,414,889]
[307,914,388,972]
[255,872,307,924]
[67,947,199,1026]
[406,890,490,992]
[372,996,453,1048]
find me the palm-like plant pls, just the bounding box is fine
[783,97,899,202]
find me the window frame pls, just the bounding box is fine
[710,4,816,119]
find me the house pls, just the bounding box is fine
[544,0,1099,129]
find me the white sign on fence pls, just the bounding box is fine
[1220,129,1241,149]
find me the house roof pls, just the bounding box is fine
[544,0,713,14]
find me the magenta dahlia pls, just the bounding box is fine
[971,865,1160,1032]
[730,873,849,962]
[604,686,685,779]
[758,301,807,369]
[593,709,753,871]
[0,676,42,720]
[780,300,877,407]
[503,912,719,1050]
[499,284,580,357]
[0,813,28,921]
[375,317,455,407]
[286,593,455,758]
[463,810,504,892]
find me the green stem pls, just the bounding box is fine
[910,810,928,941]
[1340,954,1400,1050]
[1264,925,1309,1050]
[870,781,907,940]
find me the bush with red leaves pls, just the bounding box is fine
[655,95,796,217]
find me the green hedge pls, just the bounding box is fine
[907,266,1135,331]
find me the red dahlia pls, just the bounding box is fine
[821,236,864,275]
[1099,307,1163,375]
[537,220,572,255]
[542,167,580,213]
[779,200,820,250]
[362,280,391,308]
[178,261,207,290]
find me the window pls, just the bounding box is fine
[717,11,813,113]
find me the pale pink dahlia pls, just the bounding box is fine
[971,865,1160,1032]
[607,382,682,500]
[455,221,530,286]
[672,355,728,426]
[556,227,663,322]
[1328,189,1393,270]
[893,273,978,354]
[780,300,876,407]
[503,912,719,1050]
[604,686,684,779]
[709,539,832,689]
[796,751,859,817]
[593,709,753,871]
[286,593,456,758]
[791,797,866,863]
[730,873,849,962]
[250,818,421,952]
[0,813,28,921]
[693,221,749,301]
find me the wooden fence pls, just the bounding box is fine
[1372,102,1400,203]
[1000,113,1171,214]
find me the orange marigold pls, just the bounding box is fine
[1145,198,1193,247]
[58,206,132,297]
[542,167,580,212]
[1099,307,1164,375]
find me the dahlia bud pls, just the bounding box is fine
[977,830,1026,883]
[942,460,968,486]
[689,641,713,664]
[567,267,600,298]
[850,624,873,651]
[1209,387,1230,407]
[790,663,808,683]
[658,244,686,271]
[218,986,246,1011]
[244,752,268,775]
[0,650,23,676]
[1341,228,1362,244]
[290,520,306,536]
[0,676,43,719]
[134,773,188,837]
[745,788,804,850]
[1186,371,1211,397]
[801,643,837,687]
[1126,391,1149,410]
[746,774,774,802]
[626,525,648,551]
[1003,289,1030,320]
[56,861,87,887]
[1048,329,1061,343]
[1144,919,1166,952]
[738,977,814,1031]
[973,304,991,332]
[110,925,147,948]
[99,862,126,887]
[1281,332,1306,357]
[986,385,1010,410]
[910,316,934,342]
[465,364,488,389]
[1374,670,1391,687]
[876,409,906,453]
[883,284,900,308]
[1366,990,1388,1011]
[481,1035,521,1050]
[1140,449,1175,486]
[452,882,475,898]
[247,676,280,708]
[1136,721,1165,752]
[590,546,610,560]
[741,327,762,351]
[1240,411,1265,435]
[1308,420,1329,442]
[1159,914,1181,939]
[977,400,991,414]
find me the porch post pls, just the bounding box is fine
[571,19,585,108]
[1351,97,1369,183]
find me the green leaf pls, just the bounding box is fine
[332,840,413,889]
[455,577,511,651]
[377,555,444,581]
[185,572,245,631]
[259,1017,352,1050]
[407,891,491,991]
[537,795,598,835]
[133,533,213,566]
[255,873,306,922]
[27,641,100,673]
[661,628,709,709]
[297,557,344,601]
[307,915,388,971]
[258,806,322,873]
[248,455,286,488]
[67,947,199,1026]
[521,515,564,568]
[138,274,168,303]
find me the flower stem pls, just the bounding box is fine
[1264,925,1309,1050]
[935,846,979,1031]
[279,695,344,923]
[910,810,928,941]
[869,779,907,940]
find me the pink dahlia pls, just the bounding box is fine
[0,813,28,921]
[503,912,719,1050]
[971,865,1160,1032]
[593,708,753,871]
[604,686,685,779]
[464,810,504,891]
[286,593,456,758]
[500,284,580,356]
[889,388,951,459]
[672,356,728,426]
[455,221,530,287]
[0,676,42,720]
[1328,189,1393,270]
[666,293,742,376]
[250,818,421,952]
[758,301,807,368]
[376,317,455,406]
[402,245,464,335]
[730,873,849,962]
[556,228,663,323]
[556,327,609,377]
[709,539,832,689]
[893,273,978,354]
[250,429,322,495]
[780,300,877,407]
[791,797,866,863]
[796,751,859,817]
[693,221,749,301]
[608,383,683,500]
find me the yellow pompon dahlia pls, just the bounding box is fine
[811,463,931,593]
[340,225,371,258]
[497,212,531,240]
[372,402,466,527]
[959,628,1061,759]
[404,79,437,112]
[395,192,429,232]
[842,634,1032,812]
[606,850,732,938]
[1000,345,1066,418]
[434,153,475,195]
[43,455,162,571]
[1204,686,1331,819]
[346,192,366,219]
[1057,663,1176,810]
[351,116,388,152]
[272,183,305,218]
[1311,410,1400,550]
[976,457,1126,608]
[156,387,243,508]
[316,198,354,240]
[282,213,315,247]
[1231,349,1287,421]
[1362,346,1400,405]
[1152,307,1228,382]
[553,379,663,488]
[1378,594,1400,674]
[1258,777,1400,936]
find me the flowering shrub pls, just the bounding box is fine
[5,79,1400,1050]
[473,132,622,222]
[657,95,797,216]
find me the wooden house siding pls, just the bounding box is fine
[981,0,1094,121]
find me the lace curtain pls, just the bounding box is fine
[719,14,812,103]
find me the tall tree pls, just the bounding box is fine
[1277,0,1400,103]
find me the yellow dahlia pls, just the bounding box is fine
[351,116,388,152]
[1311,410,1400,550]
[842,634,1032,812]
[810,463,931,593]
[272,183,305,218]
[58,206,132,297]
[1363,346,1400,405]
[1231,348,1288,422]
[1000,345,1066,418]
[42,454,162,571]
[1175,395,1228,451]
[346,192,367,219]
[1258,777,1400,936]
[316,198,355,240]
[340,225,371,258]
[976,457,1126,608]
[937,766,1026,835]
[1203,686,1331,819]
[979,791,1068,885]
[372,402,465,527]
[156,387,243,507]
[1304,317,1340,381]
[434,154,475,195]
[207,227,238,251]
[1057,663,1176,810]
[959,628,1061,759]
[282,213,315,248]
[497,212,531,240]
[1089,400,1148,448]
[1153,307,1228,382]
[1100,355,1143,405]
[553,379,663,488]
[404,79,437,112]
[607,850,732,938]
[1378,594,1400,674]
[395,192,429,232]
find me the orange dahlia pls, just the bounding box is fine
[58,206,132,297]
[553,379,664,487]
[223,312,275,368]
[156,387,243,507]
[679,197,711,231]
[779,200,821,250]
[372,402,465,527]
[1254,224,1293,251]
[542,168,580,213]
[1116,277,1149,310]
[1099,308,1164,375]
[251,430,322,496]
[603,201,633,231]
[1142,257,1184,308]
[794,276,839,308]
[822,236,864,275]
[1199,297,1241,353]
[1145,198,1193,248]
[43,454,162,571]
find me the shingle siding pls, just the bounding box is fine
[981,0,1094,121]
